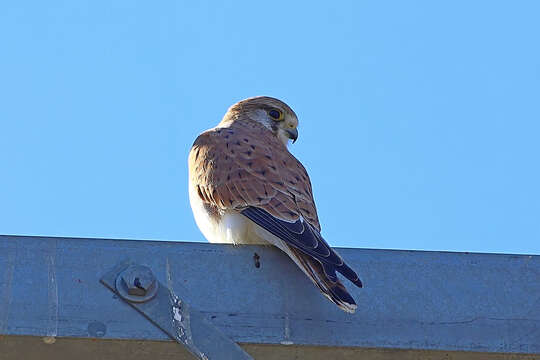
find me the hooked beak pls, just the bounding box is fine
[286,128,298,143]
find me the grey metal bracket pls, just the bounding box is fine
[100,260,253,360]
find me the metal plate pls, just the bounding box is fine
[100,260,253,360]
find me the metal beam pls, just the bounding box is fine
[0,235,539,359]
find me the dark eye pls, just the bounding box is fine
[268,109,282,120]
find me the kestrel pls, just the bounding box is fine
[188,96,362,313]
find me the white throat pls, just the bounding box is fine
[276,128,291,147]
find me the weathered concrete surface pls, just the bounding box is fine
[0,235,539,359]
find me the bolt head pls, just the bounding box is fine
[119,265,156,297]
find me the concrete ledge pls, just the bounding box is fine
[0,235,539,359]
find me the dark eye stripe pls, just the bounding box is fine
[268,109,281,119]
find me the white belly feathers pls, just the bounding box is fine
[188,180,268,245]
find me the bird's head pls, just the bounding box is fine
[221,96,299,146]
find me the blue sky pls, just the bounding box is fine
[1,1,539,254]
